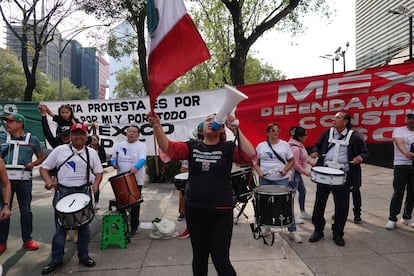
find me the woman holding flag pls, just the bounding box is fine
[148,111,256,276]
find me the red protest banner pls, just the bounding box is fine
[235,63,414,147]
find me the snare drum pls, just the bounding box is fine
[310,166,345,185]
[231,169,254,203]
[55,193,94,229]
[253,185,293,227]
[109,172,143,209]
[174,172,188,191]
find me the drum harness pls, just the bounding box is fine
[55,144,94,201]
[1,133,34,180]
[325,127,354,172]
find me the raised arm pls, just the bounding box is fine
[147,111,170,153]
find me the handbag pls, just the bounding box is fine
[266,141,294,181]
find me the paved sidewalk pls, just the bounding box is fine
[1,164,414,275]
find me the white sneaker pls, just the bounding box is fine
[384,220,396,230]
[295,216,304,224]
[401,218,414,227]
[95,203,101,210]
[289,231,303,243]
[300,211,312,219]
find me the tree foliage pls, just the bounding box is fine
[191,0,330,85]
[0,0,85,101]
[0,48,26,101]
[113,62,145,98]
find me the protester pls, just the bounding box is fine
[39,123,103,274]
[0,113,44,255]
[110,125,147,236]
[148,111,256,276]
[288,127,315,220]
[385,112,414,230]
[40,104,79,142]
[89,134,107,210]
[254,123,303,243]
[309,111,368,246]
[38,104,71,148]
[39,104,79,242]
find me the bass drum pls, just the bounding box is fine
[253,185,293,227]
[55,193,94,229]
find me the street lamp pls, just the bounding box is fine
[388,5,413,62]
[336,42,349,71]
[319,54,340,73]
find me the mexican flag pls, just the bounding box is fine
[147,0,210,109]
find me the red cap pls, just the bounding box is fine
[70,123,87,133]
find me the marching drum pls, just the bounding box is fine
[310,166,346,185]
[55,193,94,229]
[174,172,188,191]
[231,168,254,203]
[253,185,293,227]
[109,172,143,210]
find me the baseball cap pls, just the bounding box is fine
[70,123,87,133]
[406,112,414,118]
[1,113,26,125]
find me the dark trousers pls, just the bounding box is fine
[389,165,414,221]
[351,185,361,216]
[130,186,143,231]
[0,180,33,244]
[312,183,350,237]
[185,205,236,276]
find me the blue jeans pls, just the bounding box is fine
[293,171,307,212]
[0,180,33,244]
[259,177,297,232]
[51,185,92,262]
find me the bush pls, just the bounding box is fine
[146,156,181,183]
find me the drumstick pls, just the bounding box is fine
[69,199,75,208]
[116,152,119,165]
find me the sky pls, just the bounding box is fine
[0,0,355,81]
[253,0,356,79]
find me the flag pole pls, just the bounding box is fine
[153,134,159,177]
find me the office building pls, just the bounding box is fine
[356,1,414,68]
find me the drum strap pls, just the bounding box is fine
[266,141,286,165]
[55,144,93,184]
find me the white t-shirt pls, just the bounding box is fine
[393,126,414,165]
[111,140,147,185]
[40,144,103,187]
[256,140,293,181]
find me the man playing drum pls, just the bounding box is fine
[39,123,103,274]
[110,124,147,236]
[309,111,368,246]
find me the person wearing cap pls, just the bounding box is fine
[39,123,103,274]
[0,113,44,255]
[385,112,414,230]
[110,124,147,236]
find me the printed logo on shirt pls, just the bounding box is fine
[66,161,76,172]
[122,147,127,155]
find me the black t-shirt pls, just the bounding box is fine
[185,140,235,208]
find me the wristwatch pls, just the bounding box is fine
[3,203,10,207]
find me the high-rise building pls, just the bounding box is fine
[97,56,109,99]
[108,21,137,99]
[6,24,71,82]
[356,1,414,68]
